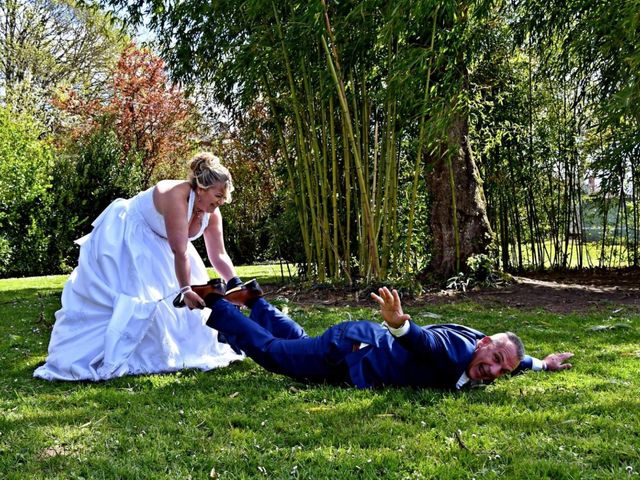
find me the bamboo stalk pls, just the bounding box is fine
[632,156,639,266]
[507,143,523,269]
[342,112,352,277]
[261,72,313,272]
[321,29,380,279]
[319,80,333,278]
[274,4,327,277]
[301,61,326,280]
[348,72,367,274]
[329,95,341,279]
[405,9,438,273]
[361,75,370,201]
[381,94,398,277]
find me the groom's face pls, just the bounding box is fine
[466,334,520,381]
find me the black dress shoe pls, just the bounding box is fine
[173,279,226,308]
[224,279,264,307]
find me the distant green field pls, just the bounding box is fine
[503,241,635,269]
[215,263,298,284]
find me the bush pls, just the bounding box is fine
[446,254,507,292]
[215,103,287,266]
[0,236,11,273]
[0,115,146,277]
[0,107,55,277]
[266,198,307,268]
[44,126,145,272]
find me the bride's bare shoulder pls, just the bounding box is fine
[153,180,190,214]
[154,179,188,194]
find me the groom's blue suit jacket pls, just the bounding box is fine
[335,321,534,389]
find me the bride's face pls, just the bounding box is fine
[196,183,227,213]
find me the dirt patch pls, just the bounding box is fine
[462,273,640,313]
[264,269,640,314]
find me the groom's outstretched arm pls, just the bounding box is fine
[514,352,574,375]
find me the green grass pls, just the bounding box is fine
[1,274,639,479]
[506,240,634,269]
[218,263,298,284]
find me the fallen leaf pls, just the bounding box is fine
[589,325,612,331]
[589,324,631,332]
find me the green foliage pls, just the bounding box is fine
[3,0,635,279]
[265,197,309,270]
[66,126,144,223]
[0,0,128,125]
[0,108,51,215]
[1,275,639,478]
[214,103,288,266]
[0,120,147,278]
[43,125,145,272]
[0,107,55,277]
[467,1,640,272]
[447,254,505,292]
[0,236,10,272]
[466,253,499,284]
[515,0,640,124]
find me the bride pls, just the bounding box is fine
[34,152,244,381]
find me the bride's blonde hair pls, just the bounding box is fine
[187,152,234,202]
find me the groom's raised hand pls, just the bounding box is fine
[370,287,411,328]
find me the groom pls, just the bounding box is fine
[204,282,573,390]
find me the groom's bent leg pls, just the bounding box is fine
[207,301,350,383]
[249,298,307,339]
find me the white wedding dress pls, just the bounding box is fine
[34,186,243,381]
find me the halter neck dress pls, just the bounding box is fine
[34,186,243,381]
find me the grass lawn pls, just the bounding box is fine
[1,271,638,479]
[506,240,634,269]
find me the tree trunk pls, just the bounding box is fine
[426,114,493,280]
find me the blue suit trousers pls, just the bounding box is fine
[207,298,355,384]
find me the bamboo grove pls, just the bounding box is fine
[263,1,441,282]
[107,0,640,280]
[473,0,640,271]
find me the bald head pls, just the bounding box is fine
[492,332,525,362]
[466,332,524,381]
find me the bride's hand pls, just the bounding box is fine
[184,290,205,309]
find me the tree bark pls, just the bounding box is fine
[425,114,493,280]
